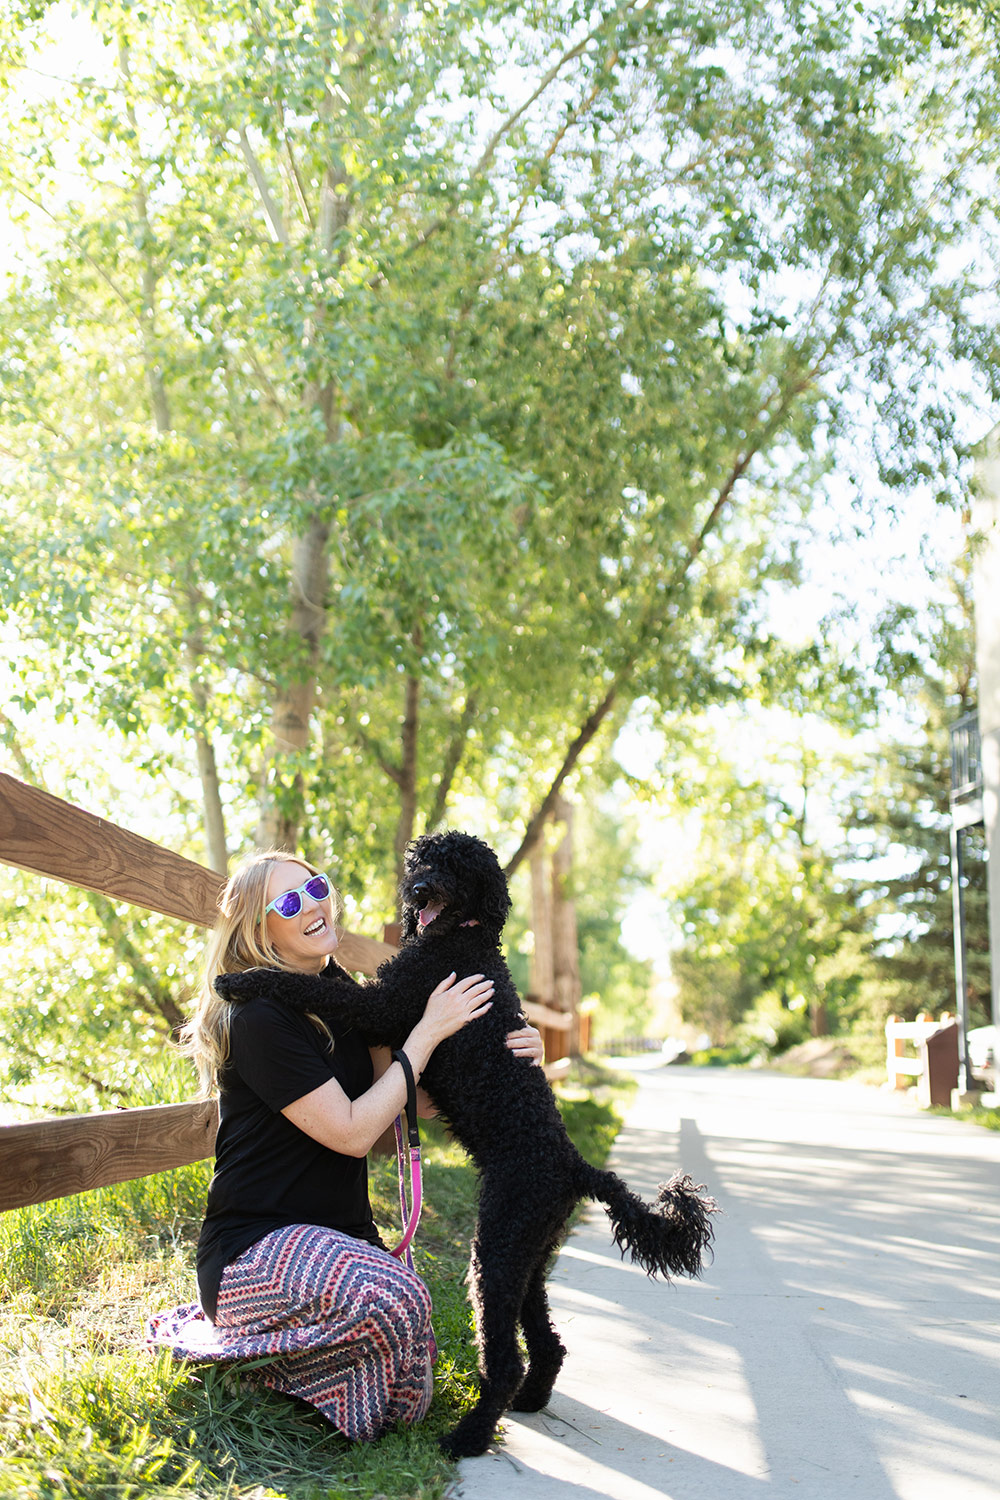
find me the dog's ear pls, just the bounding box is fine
[483,884,512,933]
[476,848,512,934]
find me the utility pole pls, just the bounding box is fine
[972,425,1000,1105]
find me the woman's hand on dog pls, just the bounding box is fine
[506,1025,544,1065]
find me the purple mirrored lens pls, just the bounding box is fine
[268,873,330,919]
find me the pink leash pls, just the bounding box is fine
[388,1049,436,1362]
[390,1110,423,1268]
[388,1049,423,1269]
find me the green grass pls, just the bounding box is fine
[927,1101,1000,1132]
[688,1044,760,1069]
[0,1067,630,1500]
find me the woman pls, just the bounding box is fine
[148,850,542,1442]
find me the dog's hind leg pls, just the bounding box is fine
[511,1246,565,1413]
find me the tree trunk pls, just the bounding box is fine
[183,627,228,874]
[529,836,555,1005]
[192,719,228,875]
[426,692,478,831]
[255,507,331,850]
[393,661,421,896]
[243,73,351,853]
[551,794,582,1055]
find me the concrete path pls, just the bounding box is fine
[448,1061,1000,1500]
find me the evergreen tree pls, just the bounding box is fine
[846,576,990,1026]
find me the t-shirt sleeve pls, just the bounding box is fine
[227,1002,338,1112]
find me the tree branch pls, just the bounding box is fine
[402,0,644,261]
[240,342,289,418]
[505,344,831,877]
[426,692,479,831]
[470,28,601,181]
[353,723,404,787]
[278,102,316,232]
[237,126,291,245]
[499,70,607,249]
[0,709,38,782]
[118,37,172,434]
[505,681,620,876]
[87,892,187,1032]
[12,184,133,311]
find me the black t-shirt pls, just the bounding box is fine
[196,993,383,1320]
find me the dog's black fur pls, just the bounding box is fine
[220,831,716,1457]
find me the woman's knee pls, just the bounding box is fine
[391,1260,433,1323]
[231,1229,433,1343]
[346,1257,432,1333]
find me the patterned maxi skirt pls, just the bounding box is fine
[146,1224,434,1442]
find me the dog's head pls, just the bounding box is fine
[400,830,512,944]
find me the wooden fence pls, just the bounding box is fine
[0,771,572,1215]
[0,771,394,1214]
[518,999,581,1083]
[885,1010,960,1108]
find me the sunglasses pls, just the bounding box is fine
[264,873,333,920]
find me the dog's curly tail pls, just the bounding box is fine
[577,1163,718,1280]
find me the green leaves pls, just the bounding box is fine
[0,0,993,894]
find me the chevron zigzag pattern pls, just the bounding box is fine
[147,1224,434,1441]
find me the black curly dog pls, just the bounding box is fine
[224,831,716,1457]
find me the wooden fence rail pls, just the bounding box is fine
[0,771,224,925]
[520,999,575,1083]
[0,771,395,1214]
[0,1101,220,1214]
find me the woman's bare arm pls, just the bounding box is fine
[281,972,493,1155]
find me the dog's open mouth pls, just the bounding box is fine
[417,902,444,927]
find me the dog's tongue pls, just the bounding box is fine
[418,902,443,927]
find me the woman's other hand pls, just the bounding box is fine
[506,1024,543,1065]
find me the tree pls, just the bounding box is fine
[1,0,534,880]
[660,554,988,1053]
[3,0,997,913]
[668,738,865,1047]
[505,800,656,1043]
[846,567,990,1025]
[0,715,206,1112]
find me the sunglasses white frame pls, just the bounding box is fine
[263,872,333,920]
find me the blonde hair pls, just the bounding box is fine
[180,850,344,1095]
